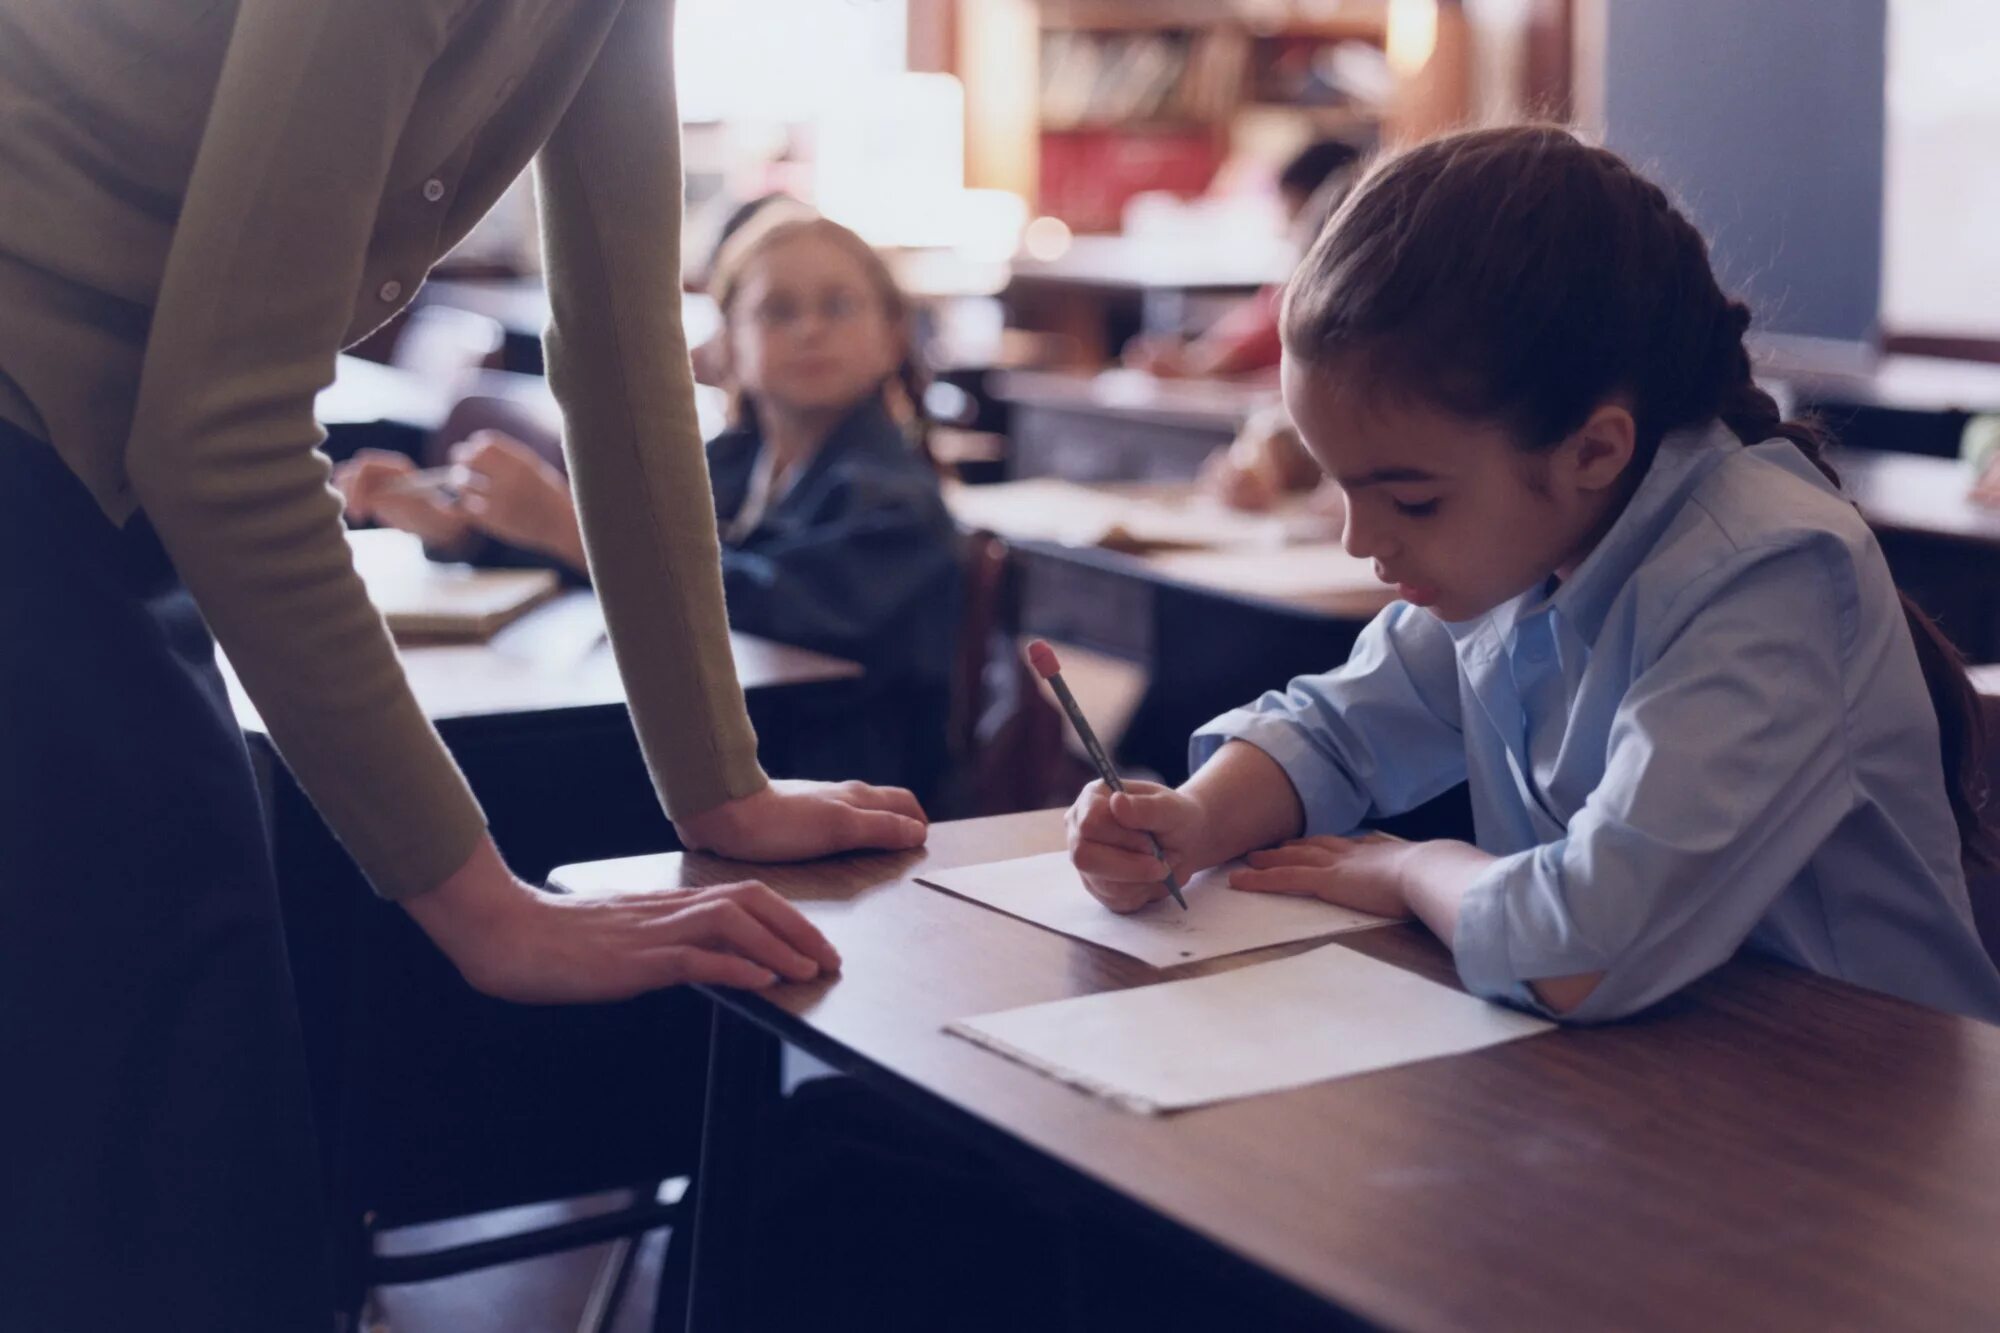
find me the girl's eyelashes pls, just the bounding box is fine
[1391,498,1441,518]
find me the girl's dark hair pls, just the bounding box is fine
[1282,124,1991,866]
[710,214,937,468]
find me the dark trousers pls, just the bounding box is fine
[0,424,332,1331]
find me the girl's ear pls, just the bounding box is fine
[1567,402,1637,494]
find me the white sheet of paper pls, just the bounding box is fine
[916,850,1397,968]
[949,942,1555,1114]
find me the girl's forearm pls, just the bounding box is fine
[1179,741,1307,871]
[1396,842,1604,1014]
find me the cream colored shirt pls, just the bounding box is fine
[0,0,765,899]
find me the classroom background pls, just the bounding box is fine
[294,2,2000,1329]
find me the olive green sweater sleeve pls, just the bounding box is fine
[534,0,768,818]
[124,0,488,901]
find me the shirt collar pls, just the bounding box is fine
[1545,419,1740,643]
[1451,419,1741,656]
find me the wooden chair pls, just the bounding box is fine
[426,391,566,471]
[940,530,1093,817]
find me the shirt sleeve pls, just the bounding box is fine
[1190,602,1467,833]
[123,0,489,902]
[719,472,957,666]
[533,0,768,822]
[1453,543,1860,1023]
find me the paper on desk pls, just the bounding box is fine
[916,850,1396,968]
[948,943,1555,1114]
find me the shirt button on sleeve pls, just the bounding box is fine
[378,280,403,303]
[423,179,446,203]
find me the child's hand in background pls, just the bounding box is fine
[450,431,584,569]
[334,449,476,554]
[1065,779,1207,914]
[1228,833,1415,920]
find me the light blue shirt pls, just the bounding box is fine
[1193,423,2000,1024]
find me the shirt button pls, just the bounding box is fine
[423,178,446,203]
[378,280,403,303]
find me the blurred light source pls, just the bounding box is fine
[1386,0,1439,78]
[817,73,966,249]
[1022,216,1074,262]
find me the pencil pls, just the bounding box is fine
[1027,638,1188,910]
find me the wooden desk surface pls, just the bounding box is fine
[224,591,859,735]
[555,810,2000,1332]
[948,478,1393,619]
[1837,447,2000,547]
[1007,234,1293,294]
[1755,332,2000,415]
[993,368,1277,432]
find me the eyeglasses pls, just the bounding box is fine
[747,290,872,332]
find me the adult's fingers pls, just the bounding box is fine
[834,781,928,825]
[707,881,841,972]
[832,803,927,851]
[642,946,779,992]
[662,899,821,981]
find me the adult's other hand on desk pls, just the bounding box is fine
[404,835,842,1002]
[677,779,929,862]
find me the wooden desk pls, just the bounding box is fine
[1836,447,2000,659]
[1006,236,1293,371]
[554,809,2000,1332]
[994,369,1273,482]
[1754,333,2000,459]
[227,592,859,743]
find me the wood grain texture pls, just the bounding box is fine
[555,811,2000,1333]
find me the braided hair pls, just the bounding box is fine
[1282,124,1991,865]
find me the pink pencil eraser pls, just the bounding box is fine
[1026,639,1060,680]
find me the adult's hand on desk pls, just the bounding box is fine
[1066,779,1207,914]
[404,836,841,1002]
[676,779,929,862]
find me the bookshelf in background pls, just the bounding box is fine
[1034,0,1392,232]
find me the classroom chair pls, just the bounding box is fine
[939,530,1096,817]
[426,389,567,472]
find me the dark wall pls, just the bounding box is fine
[1599,0,1886,342]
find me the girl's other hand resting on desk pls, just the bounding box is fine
[404,836,843,1002]
[1228,833,1419,920]
[676,779,929,862]
[1066,778,1207,914]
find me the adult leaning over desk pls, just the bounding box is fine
[0,2,925,1328]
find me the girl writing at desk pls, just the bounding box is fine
[341,214,961,795]
[1068,126,2000,1024]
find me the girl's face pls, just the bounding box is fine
[726,233,903,417]
[1281,355,1634,624]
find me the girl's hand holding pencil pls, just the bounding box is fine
[1065,777,1209,914]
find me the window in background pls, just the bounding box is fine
[1884,0,2000,342]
